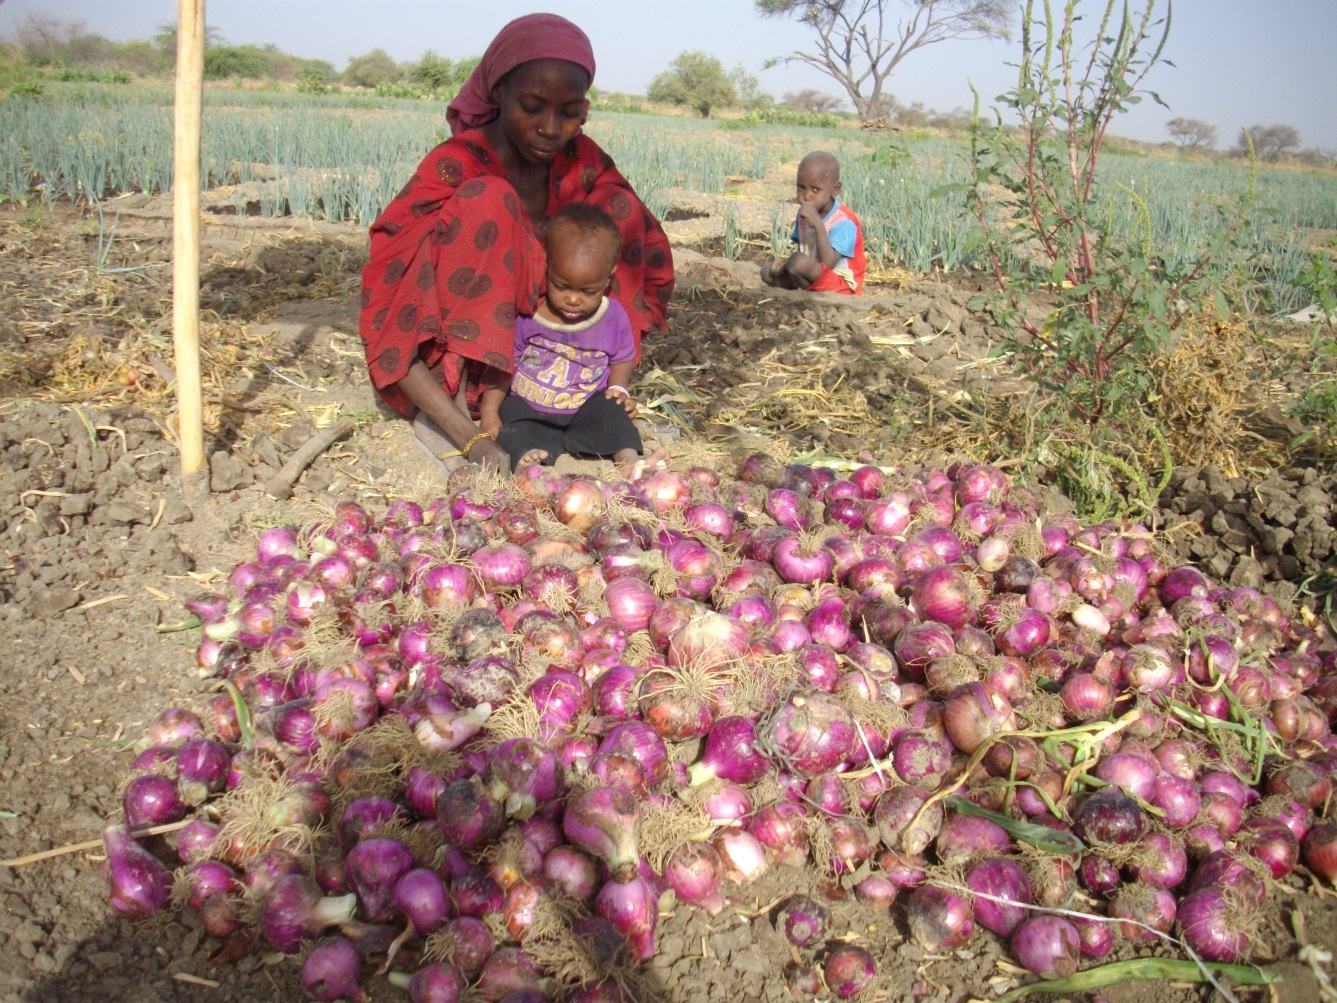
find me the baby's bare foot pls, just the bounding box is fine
[513,448,549,474]
[621,446,669,480]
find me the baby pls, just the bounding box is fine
[480,203,668,476]
[761,150,866,295]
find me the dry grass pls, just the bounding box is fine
[1148,312,1292,473]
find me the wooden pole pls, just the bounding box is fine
[173,0,208,503]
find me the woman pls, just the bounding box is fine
[359,14,675,473]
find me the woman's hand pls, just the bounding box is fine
[605,385,637,418]
[469,436,510,473]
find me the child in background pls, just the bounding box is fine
[480,204,668,476]
[761,150,866,295]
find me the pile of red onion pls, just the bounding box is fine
[103,455,1337,1000]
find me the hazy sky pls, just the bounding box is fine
[1,1,1333,150]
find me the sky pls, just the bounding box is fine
[1,0,1334,151]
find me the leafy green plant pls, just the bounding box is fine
[959,0,1252,425]
[1289,251,1337,454]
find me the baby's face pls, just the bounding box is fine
[796,163,840,217]
[545,237,614,325]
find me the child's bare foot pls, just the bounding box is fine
[512,448,549,474]
[760,260,780,286]
[620,446,669,480]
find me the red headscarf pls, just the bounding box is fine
[446,13,596,135]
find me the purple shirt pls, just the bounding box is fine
[509,298,635,414]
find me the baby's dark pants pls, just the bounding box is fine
[497,393,643,471]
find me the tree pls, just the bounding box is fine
[730,64,774,110]
[343,48,403,89]
[1236,124,1301,161]
[647,51,735,117]
[756,0,1014,122]
[1166,117,1217,152]
[410,50,455,91]
[14,13,84,66]
[783,88,844,113]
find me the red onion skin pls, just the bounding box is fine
[823,943,876,999]
[936,813,1010,862]
[662,841,726,916]
[1072,788,1146,846]
[966,857,1033,936]
[122,772,186,830]
[1150,771,1202,828]
[943,682,1014,754]
[1074,916,1115,959]
[1240,818,1299,878]
[1176,887,1251,962]
[345,838,415,922]
[1010,916,1080,979]
[102,825,172,918]
[874,786,942,857]
[1110,885,1177,942]
[1303,822,1337,881]
[594,874,658,960]
[261,874,358,953]
[907,885,974,950]
[301,937,366,1003]
[563,786,641,882]
[762,691,856,778]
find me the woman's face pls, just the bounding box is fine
[493,59,590,166]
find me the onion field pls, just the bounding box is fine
[3,81,1334,309]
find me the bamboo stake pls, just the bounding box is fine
[173,0,208,505]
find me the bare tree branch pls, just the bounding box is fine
[757,0,1014,120]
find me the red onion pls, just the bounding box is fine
[600,721,669,785]
[772,533,835,585]
[907,885,974,950]
[122,772,185,830]
[344,837,414,921]
[909,565,974,629]
[761,691,855,777]
[1176,887,1252,962]
[1149,771,1201,829]
[965,857,1033,936]
[688,716,768,785]
[393,867,452,936]
[893,622,954,682]
[1094,752,1157,801]
[1110,884,1176,941]
[664,841,726,915]
[1130,832,1188,888]
[261,874,357,953]
[1072,788,1146,845]
[823,944,876,999]
[936,813,1010,862]
[594,873,658,960]
[1010,916,1080,979]
[102,825,171,918]
[874,785,941,857]
[1302,822,1337,881]
[712,829,769,884]
[563,786,640,882]
[943,682,1014,754]
[301,937,365,1003]
[1240,818,1299,878]
[475,946,552,1002]
[749,801,810,867]
[387,962,467,1003]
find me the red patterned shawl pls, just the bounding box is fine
[359,131,674,419]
